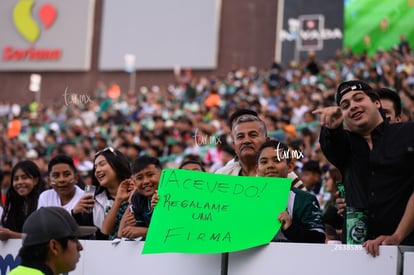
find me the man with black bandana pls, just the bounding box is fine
[313,80,414,256]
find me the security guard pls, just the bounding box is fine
[8,207,95,275]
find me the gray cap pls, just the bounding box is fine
[22,207,96,247]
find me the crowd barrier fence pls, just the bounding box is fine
[1,240,413,275]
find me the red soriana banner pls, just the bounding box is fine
[0,0,95,71]
[4,0,61,61]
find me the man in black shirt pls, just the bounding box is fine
[313,80,414,256]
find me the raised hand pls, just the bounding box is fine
[313,106,343,129]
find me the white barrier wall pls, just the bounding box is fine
[80,241,221,275]
[1,240,414,275]
[403,252,414,275]
[0,240,222,275]
[228,243,408,275]
[0,240,20,275]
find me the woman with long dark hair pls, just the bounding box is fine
[0,160,46,240]
[72,147,132,239]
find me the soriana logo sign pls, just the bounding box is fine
[3,0,61,61]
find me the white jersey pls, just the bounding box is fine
[93,191,114,230]
[37,185,84,212]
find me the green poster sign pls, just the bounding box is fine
[142,169,291,254]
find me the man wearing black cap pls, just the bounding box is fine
[313,80,414,256]
[335,87,403,215]
[8,207,96,275]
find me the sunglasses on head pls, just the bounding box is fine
[95,147,117,157]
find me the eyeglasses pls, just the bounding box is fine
[95,147,117,157]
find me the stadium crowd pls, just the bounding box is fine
[0,43,414,249]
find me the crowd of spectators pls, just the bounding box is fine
[0,43,414,244]
[1,46,413,178]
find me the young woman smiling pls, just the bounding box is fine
[0,160,46,240]
[72,147,132,240]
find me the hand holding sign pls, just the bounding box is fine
[143,169,291,254]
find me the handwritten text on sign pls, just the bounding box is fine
[142,169,291,254]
